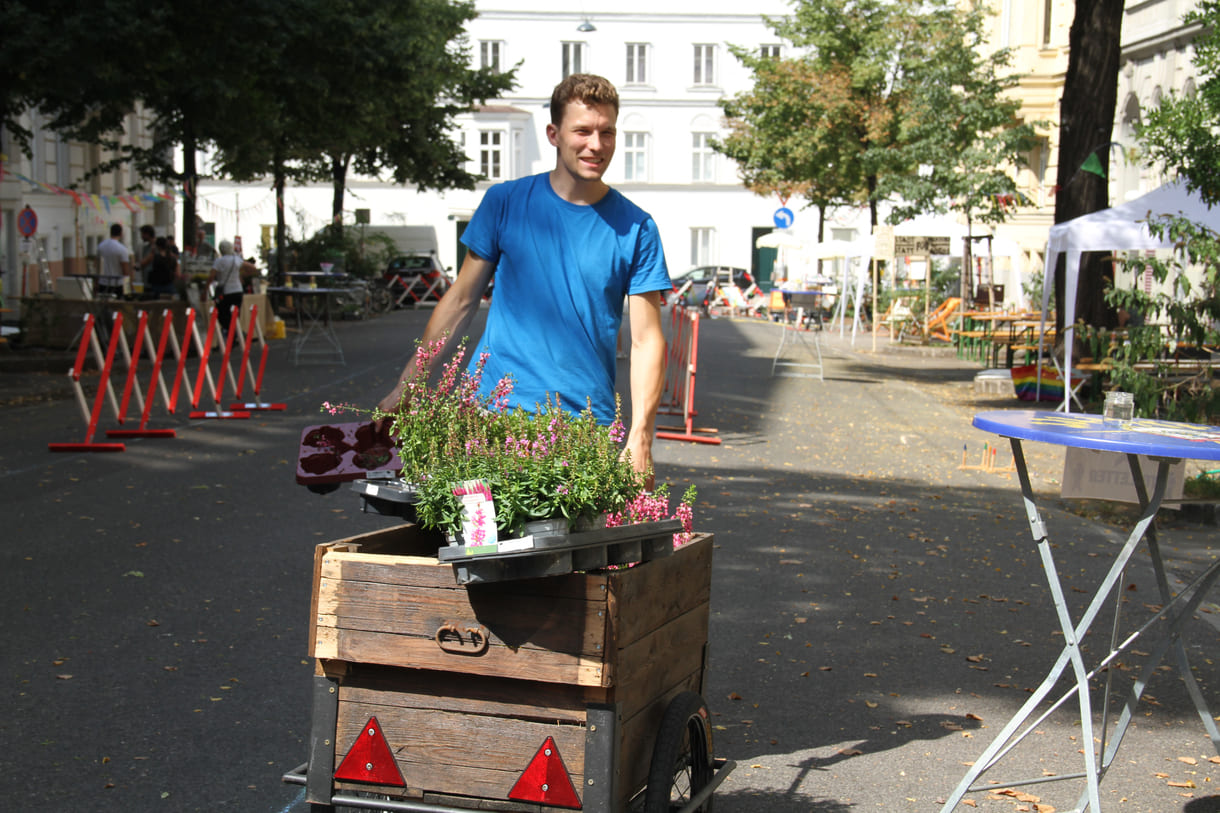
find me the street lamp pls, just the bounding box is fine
[577,18,596,32]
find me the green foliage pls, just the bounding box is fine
[1101,216,1220,421]
[1184,470,1220,499]
[878,1,1040,229]
[1110,0,1220,421]
[378,338,646,537]
[285,226,397,280]
[717,0,953,224]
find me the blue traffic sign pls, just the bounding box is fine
[773,207,794,229]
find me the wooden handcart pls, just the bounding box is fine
[283,520,730,812]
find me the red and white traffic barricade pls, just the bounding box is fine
[48,313,129,452]
[188,305,251,420]
[226,304,286,412]
[657,309,721,445]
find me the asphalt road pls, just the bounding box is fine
[2,306,1220,812]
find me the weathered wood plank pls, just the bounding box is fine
[314,626,608,686]
[336,700,586,802]
[323,550,614,602]
[316,577,609,656]
[339,666,589,725]
[607,534,713,648]
[613,603,708,721]
[619,672,705,800]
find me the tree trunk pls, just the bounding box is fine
[1053,0,1124,333]
[274,146,287,282]
[330,152,349,240]
[817,204,826,278]
[181,121,198,252]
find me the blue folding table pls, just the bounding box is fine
[943,410,1220,812]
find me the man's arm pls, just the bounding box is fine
[625,290,667,490]
[377,250,496,414]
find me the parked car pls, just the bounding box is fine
[383,253,449,303]
[668,265,753,313]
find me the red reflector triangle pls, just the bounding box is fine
[334,716,406,787]
[508,736,582,809]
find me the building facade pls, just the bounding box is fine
[0,102,174,310]
[198,1,795,285]
[1112,0,1201,201]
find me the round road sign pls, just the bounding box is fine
[773,207,794,229]
[17,206,38,237]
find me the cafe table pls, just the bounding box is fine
[943,409,1220,812]
[266,285,347,365]
[771,289,827,380]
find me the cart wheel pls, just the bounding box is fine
[643,691,715,813]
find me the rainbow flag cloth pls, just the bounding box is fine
[1010,364,1085,402]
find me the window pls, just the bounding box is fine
[623,132,648,181]
[759,44,781,59]
[480,130,503,180]
[693,44,716,86]
[691,228,716,267]
[480,40,503,72]
[626,43,649,84]
[562,42,586,78]
[691,132,715,182]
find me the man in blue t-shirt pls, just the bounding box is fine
[380,74,671,484]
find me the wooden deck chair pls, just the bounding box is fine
[877,295,917,336]
[925,297,962,342]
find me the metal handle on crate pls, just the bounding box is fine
[434,622,489,655]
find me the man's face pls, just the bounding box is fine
[547,101,617,183]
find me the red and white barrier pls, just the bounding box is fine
[49,304,287,450]
[656,309,721,445]
[49,313,129,452]
[105,309,177,439]
[189,305,251,420]
[226,304,286,412]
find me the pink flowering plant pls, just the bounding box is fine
[367,337,691,540]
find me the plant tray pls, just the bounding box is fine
[295,421,402,488]
[436,518,681,584]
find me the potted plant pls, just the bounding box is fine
[332,337,695,546]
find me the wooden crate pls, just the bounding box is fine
[308,525,714,810]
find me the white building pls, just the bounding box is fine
[1112,0,1201,201]
[197,1,799,285]
[0,103,174,308]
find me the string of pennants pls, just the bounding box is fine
[1,163,188,215]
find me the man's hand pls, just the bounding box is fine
[621,432,655,491]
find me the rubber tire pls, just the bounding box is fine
[643,691,715,813]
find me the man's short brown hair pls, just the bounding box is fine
[550,74,619,125]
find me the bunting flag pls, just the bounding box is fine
[2,165,190,214]
[1080,151,1107,178]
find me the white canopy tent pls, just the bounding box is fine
[1039,179,1220,410]
[892,215,1026,309]
[755,229,806,286]
[806,239,874,342]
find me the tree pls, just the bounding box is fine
[878,1,1039,298]
[717,53,864,243]
[718,0,1004,234]
[1053,0,1125,330]
[1102,0,1220,419]
[291,0,515,241]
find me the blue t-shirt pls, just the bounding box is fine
[461,173,671,424]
